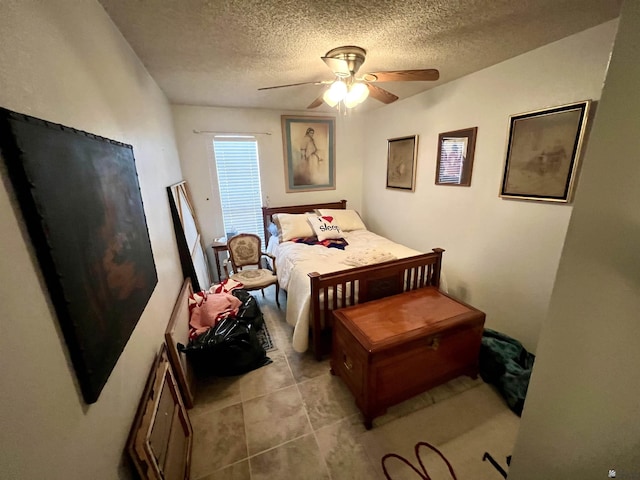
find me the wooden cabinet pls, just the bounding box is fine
[330,287,485,429]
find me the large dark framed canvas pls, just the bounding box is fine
[281,115,336,192]
[500,100,591,203]
[0,108,157,404]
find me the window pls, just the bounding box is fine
[213,136,264,243]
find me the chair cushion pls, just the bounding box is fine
[230,269,277,289]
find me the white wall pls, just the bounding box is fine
[359,21,618,352]
[509,0,640,476]
[0,1,184,478]
[171,105,364,277]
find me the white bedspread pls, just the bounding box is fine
[272,230,422,352]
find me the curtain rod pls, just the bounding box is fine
[192,129,272,136]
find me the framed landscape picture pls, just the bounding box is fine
[386,135,418,191]
[281,115,336,192]
[500,100,591,203]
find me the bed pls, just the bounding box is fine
[262,200,444,360]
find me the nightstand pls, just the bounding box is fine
[211,239,228,282]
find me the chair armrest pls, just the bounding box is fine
[261,252,277,275]
[222,258,231,277]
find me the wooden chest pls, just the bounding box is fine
[330,287,485,429]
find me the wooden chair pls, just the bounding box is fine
[224,233,280,308]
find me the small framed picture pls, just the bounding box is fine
[500,100,591,203]
[281,115,336,192]
[435,127,478,186]
[386,135,418,191]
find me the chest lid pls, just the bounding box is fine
[335,287,484,353]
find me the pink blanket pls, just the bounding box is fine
[189,293,242,336]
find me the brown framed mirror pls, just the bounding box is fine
[435,127,477,186]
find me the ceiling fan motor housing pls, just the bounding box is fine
[324,45,367,77]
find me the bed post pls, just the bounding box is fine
[261,206,270,244]
[431,248,444,288]
[308,271,324,361]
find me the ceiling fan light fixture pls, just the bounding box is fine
[349,82,369,103]
[323,80,347,106]
[341,81,370,109]
[343,96,359,109]
[322,92,339,107]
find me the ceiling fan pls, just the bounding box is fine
[258,45,439,109]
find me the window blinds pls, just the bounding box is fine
[213,137,265,243]
[438,138,467,184]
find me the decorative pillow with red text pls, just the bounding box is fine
[307,215,343,241]
[315,208,367,231]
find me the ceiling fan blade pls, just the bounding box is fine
[367,84,399,104]
[367,69,440,82]
[321,57,351,76]
[258,80,326,91]
[307,95,324,109]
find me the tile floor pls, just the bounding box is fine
[189,288,520,480]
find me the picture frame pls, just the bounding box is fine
[281,115,336,192]
[386,135,419,191]
[0,108,158,404]
[127,345,193,480]
[435,127,477,186]
[167,181,211,292]
[500,100,591,203]
[164,278,196,409]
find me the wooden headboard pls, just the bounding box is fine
[261,199,347,241]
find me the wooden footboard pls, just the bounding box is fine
[308,248,444,360]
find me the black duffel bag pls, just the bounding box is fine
[232,289,264,329]
[179,316,271,376]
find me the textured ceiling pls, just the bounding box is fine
[98,0,621,113]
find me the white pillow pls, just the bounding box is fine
[273,213,314,241]
[267,222,279,238]
[308,215,344,241]
[315,209,366,231]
